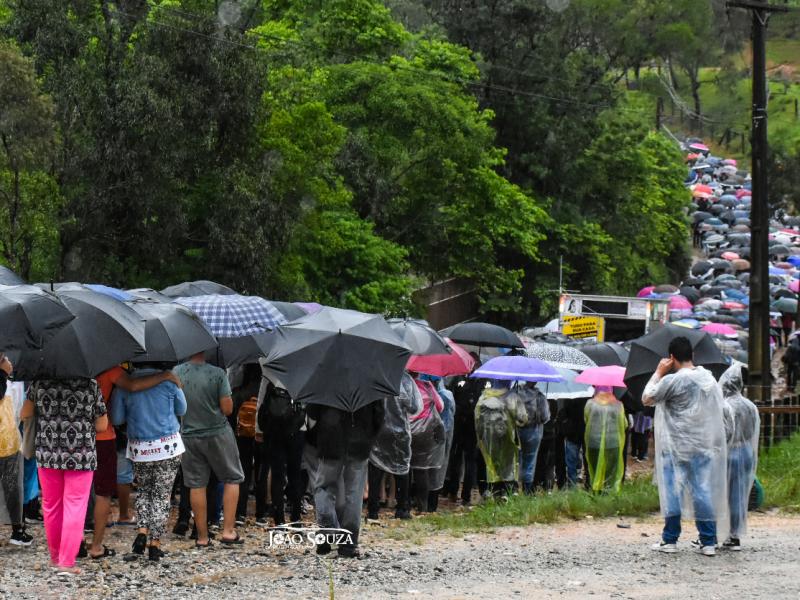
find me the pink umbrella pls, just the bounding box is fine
[637,286,655,298]
[790,280,800,293]
[736,189,752,199]
[689,143,709,153]
[407,338,475,377]
[575,365,627,388]
[721,251,740,261]
[702,323,737,336]
[669,295,693,310]
[723,159,737,166]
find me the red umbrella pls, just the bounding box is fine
[406,338,475,377]
[722,301,746,310]
[736,189,752,199]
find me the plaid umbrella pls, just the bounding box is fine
[174,294,287,337]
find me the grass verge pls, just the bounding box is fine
[386,433,800,538]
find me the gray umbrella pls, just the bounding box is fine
[0,284,75,352]
[388,318,450,356]
[13,285,146,380]
[525,342,596,371]
[0,266,25,285]
[127,288,174,303]
[161,280,237,298]
[128,301,218,363]
[440,322,524,349]
[260,307,411,412]
[270,301,307,322]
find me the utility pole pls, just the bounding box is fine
[727,1,789,405]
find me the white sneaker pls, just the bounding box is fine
[651,541,678,554]
[693,544,716,556]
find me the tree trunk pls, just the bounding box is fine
[689,66,702,135]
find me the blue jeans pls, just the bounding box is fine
[565,440,581,487]
[660,453,717,546]
[518,424,544,493]
[728,444,755,538]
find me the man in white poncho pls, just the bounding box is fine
[643,337,728,557]
[719,362,760,551]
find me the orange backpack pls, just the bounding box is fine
[237,397,258,438]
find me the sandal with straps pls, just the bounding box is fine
[89,545,116,559]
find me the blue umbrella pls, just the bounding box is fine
[86,284,134,302]
[673,318,701,329]
[769,266,789,276]
[175,294,287,337]
[470,355,562,383]
[787,256,800,267]
[536,366,595,399]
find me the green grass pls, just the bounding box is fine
[384,433,800,538]
[758,432,800,511]
[767,39,800,67]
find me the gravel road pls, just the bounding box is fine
[1,511,797,599]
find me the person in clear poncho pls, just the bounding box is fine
[584,386,627,493]
[719,362,760,551]
[474,380,528,496]
[367,373,423,520]
[643,336,728,556]
[410,376,445,512]
[424,376,455,512]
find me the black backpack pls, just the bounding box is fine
[258,382,304,433]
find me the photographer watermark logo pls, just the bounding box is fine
[266,522,353,548]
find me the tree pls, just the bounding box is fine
[0,41,60,280]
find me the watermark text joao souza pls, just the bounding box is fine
[266,523,353,548]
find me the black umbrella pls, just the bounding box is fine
[682,277,706,287]
[719,210,736,224]
[129,301,218,363]
[709,314,740,325]
[693,211,712,223]
[0,266,25,285]
[260,307,412,412]
[440,322,524,349]
[692,261,713,276]
[270,301,308,322]
[0,284,75,352]
[770,245,791,258]
[161,280,237,298]
[624,324,729,404]
[387,318,450,356]
[13,285,146,380]
[774,289,797,300]
[709,204,725,215]
[127,288,174,303]
[679,286,701,304]
[580,342,629,367]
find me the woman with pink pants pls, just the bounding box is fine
[21,379,108,573]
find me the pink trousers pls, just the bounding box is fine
[38,467,93,567]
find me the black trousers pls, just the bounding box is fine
[445,421,478,503]
[533,432,558,491]
[631,431,649,459]
[177,468,218,525]
[265,432,304,524]
[236,436,266,517]
[367,463,410,515]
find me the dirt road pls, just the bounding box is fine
[1,512,798,599]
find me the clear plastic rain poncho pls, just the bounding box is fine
[369,373,424,475]
[474,386,528,484]
[644,367,729,540]
[719,362,760,537]
[427,378,455,490]
[583,390,627,493]
[409,379,446,470]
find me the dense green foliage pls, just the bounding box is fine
[0,0,695,322]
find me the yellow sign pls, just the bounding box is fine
[562,315,605,341]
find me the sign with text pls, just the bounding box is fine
[562,315,605,342]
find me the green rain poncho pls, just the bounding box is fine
[475,387,528,483]
[584,391,627,493]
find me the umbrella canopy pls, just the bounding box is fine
[575,365,627,388]
[702,323,738,337]
[577,342,629,366]
[406,338,475,377]
[260,307,412,412]
[732,259,750,271]
[387,318,450,356]
[525,342,597,371]
[668,295,693,311]
[624,324,729,404]
[175,294,287,337]
[85,284,135,302]
[536,366,594,399]
[720,251,740,261]
[295,302,324,315]
[13,285,146,380]
[673,318,702,329]
[654,284,679,295]
[774,289,797,300]
[127,288,174,303]
[0,266,25,285]
[772,297,798,314]
[471,355,562,383]
[637,286,656,298]
[692,261,713,276]
[679,287,701,304]
[129,301,218,363]
[270,301,308,322]
[0,284,75,352]
[161,280,237,298]
[440,322,524,349]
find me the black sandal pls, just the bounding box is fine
[220,533,243,546]
[194,540,213,548]
[89,545,116,559]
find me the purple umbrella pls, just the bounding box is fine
[295,301,324,315]
[470,355,563,383]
